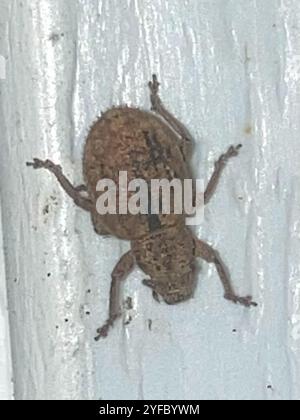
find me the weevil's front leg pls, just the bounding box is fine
[204,145,242,205]
[194,238,257,308]
[148,74,193,157]
[95,251,135,340]
[142,279,161,303]
[75,184,88,192]
[27,158,93,212]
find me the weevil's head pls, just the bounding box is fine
[132,226,197,304]
[142,268,197,304]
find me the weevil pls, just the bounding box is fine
[27,75,257,339]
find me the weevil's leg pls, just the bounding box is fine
[26,158,93,212]
[204,144,242,205]
[148,74,193,157]
[194,238,257,308]
[75,184,88,192]
[95,251,135,340]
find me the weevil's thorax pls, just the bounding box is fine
[131,225,197,304]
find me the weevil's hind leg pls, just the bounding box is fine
[204,145,242,205]
[148,74,193,158]
[194,238,257,308]
[95,251,135,340]
[27,158,93,212]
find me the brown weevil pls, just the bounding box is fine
[27,75,257,340]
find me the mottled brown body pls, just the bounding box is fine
[27,75,257,340]
[83,107,189,240]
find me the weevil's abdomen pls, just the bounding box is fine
[83,107,190,240]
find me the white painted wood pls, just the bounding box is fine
[1,0,300,400]
[0,205,13,400]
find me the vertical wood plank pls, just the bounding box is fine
[0,0,300,400]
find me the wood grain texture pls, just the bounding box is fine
[1,0,300,400]
[0,205,13,400]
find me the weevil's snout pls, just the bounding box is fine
[144,270,197,305]
[163,289,193,305]
[162,272,196,305]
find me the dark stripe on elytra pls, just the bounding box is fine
[143,130,165,170]
[147,188,161,232]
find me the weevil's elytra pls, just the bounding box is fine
[27,74,257,340]
[83,106,189,240]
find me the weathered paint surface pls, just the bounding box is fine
[1,0,300,400]
[0,205,13,400]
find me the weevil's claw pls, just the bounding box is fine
[215,144,243,171]
[95,314,120,341]
[238,296,258,308]
[26,158,61,172]
[227,144,242,158]
[95,323,110,341]
[225,293,257,308]
[224,144,242,160]
[148,74,160,96]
